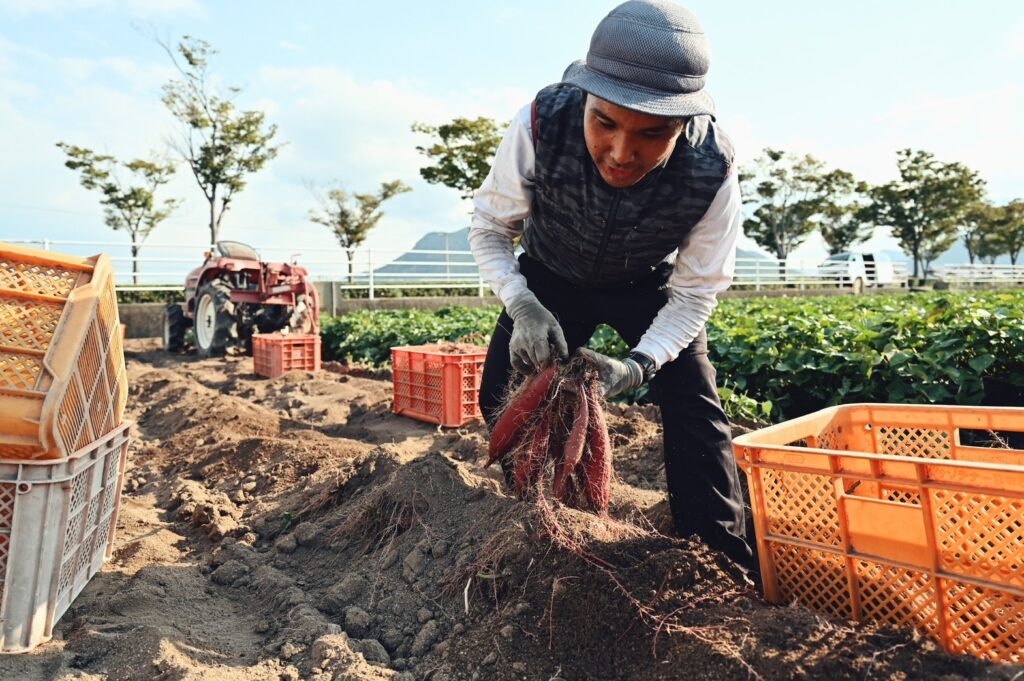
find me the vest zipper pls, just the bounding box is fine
[587,191,622,282]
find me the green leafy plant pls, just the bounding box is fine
[318,291,1024,421]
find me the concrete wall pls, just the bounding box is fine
[119,303,166,339]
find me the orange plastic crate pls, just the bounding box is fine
[733,403,1024,663]
[391,344,488,427]
[0,242,127,460]
[252,333,321,378]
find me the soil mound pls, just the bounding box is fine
[2,338,1018,681]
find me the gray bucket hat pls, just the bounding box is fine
[562,0,715,118]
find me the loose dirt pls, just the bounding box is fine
[2,339,1019,680]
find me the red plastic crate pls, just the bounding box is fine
[391,344,488,427]
[252,333,321,378]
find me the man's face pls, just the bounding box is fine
[583,95,686,189]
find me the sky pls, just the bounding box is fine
[1,0,1022,281]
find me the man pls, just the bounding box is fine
[469,0,755,574]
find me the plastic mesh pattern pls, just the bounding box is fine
[0,534,9,588]
[739,403,1024,664]
[0,296,63,353]
[86,495,103,530]
[883,484,922,505]
[0,483,14,530]
[96,277,117,342]
[460,357,485,418]
[63,510,84,558]
[761,469,841,546]
[105,451,120,482]
[771,543,853,619]
[0,351,43,391]
[392,346,487,427]
[69,471,89,513]
[877,426,951,459]
[0,258,80,299]
[56,555,73,596]
[932,490,1024,589]
[856,560,938,634]
[392,351,443,421]
[252,334,321,378]
[74,531,94,577]
[816,426,840,451]
[0,246,126,461]
[945,580,1024,661]
[0,483,13,589]
[56,372,88,456]
[108,329,127,420]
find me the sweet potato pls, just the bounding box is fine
[582,381,611,514]
[515,408,554,498]
[552,387,589,502]
[487,365,556,466]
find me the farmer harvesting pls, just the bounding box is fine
[470,0,755,574]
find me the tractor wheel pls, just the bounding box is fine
[163,303,189,352]
[194,280,238,358]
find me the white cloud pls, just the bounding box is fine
[1006,17,1024,56]
[740,84,1023,204]
[0,0,202,15]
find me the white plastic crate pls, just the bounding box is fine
[0,423,129,653]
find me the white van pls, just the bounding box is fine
[818,252,897,292]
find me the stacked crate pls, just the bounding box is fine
[0,242,131,652]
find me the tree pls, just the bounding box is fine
[960,202,993,264]
[160,36,280,245]
[993,200,1024,265]
[309,180,411,282]
[412,117,503,200]
[56,143,180,284]
[815,169,872,255]
[740,148,829,262]
[861,149,985,278]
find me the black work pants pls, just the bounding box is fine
[479,254,755,573]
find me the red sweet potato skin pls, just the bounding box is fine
[552,388,589,502]
[582,382,611,514]
[515,408,554,498]
[486,358,612,513]
[486,365,555,466]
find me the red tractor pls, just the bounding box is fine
[163,241,321,357]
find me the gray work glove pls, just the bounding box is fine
[578,348,644,398]
[505,291,568,373]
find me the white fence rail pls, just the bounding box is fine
[9,237,1024,297]
[929,263,1024,287]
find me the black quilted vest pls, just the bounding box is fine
[522,84,733,287]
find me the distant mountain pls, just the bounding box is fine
[375,228,475,277]
[737,247,773,261]
[931,241,1011,266]
[377,229,778,279]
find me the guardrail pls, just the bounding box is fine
[0,237,946,299]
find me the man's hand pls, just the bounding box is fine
[506,291,568,373]
[578,348,644,398]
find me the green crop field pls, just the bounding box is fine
[320,290,1024,420]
